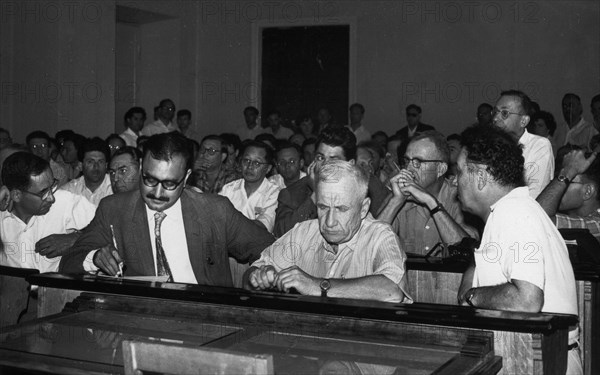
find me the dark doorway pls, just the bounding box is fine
[261,25,349,129]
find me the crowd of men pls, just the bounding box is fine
[1,91,599,374]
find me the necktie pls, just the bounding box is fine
[154,212,173,282]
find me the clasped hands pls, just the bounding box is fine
[249,265,320,296]
[389,169,437,208]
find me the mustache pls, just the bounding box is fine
[146,194,169,202]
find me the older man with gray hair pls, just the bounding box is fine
[244,160,409,303]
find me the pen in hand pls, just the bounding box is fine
[110,225,124,277]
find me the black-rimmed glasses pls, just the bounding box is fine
[22,179,59,200]
[402,156,444,169]
[141,173,186,190]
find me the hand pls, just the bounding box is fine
[307,161,319,190]
[274,266,319,295]
[35,232,81,258]
[249,265,278,290]
[561,150,596,180]
[389,170,415,200]
[398,181,437,208]
[93,245,122,276]
[0,185,13,211]
[457,286,472,306]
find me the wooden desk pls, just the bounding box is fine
[406,256,600,375]
[0,274,579,375]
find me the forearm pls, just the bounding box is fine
[458,263,475,303]
[376,197,405,224]
[467,282,543,312]
[327,275,403,303]
[432,210,471,244]
[537,179,568,219]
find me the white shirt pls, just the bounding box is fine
[219,178,281,233]
[565,117,598,150]
[119,128,139,147]
[60,174,113,207]
[0,190,96,272]
[268,171,306,189]
[140,119,179,137]
[145,199,197,284]
[472,187,577,316]
[519,130,554,198]
[270,126,294,140]
[346,125,371,143]
[235,124,266,141]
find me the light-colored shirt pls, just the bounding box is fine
[219,178,281,233]
[120,128,139,147]
[268,171,307,190]
[251,214,410,302]
[472,187,577,316]
[140,119,179,137]
[60,174,113,207]
[234,124,265,141]
[270,126,294,140]
[519,129,554,198]
[0,190,96,272]
[565,117,598,150]
[346,125,371,143]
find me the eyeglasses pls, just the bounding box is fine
[141,173,186,190]
[492,108,524,120]
[22,179,59,200]
[402,156,443,169]
[241,158,271,169]
[108,145,122,151]
[30,143,47,150]
[276,159,299,168]
[199,147,220,156]
[162,106,176,112]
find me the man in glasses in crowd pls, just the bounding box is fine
[190,135,238,194]
[141,98,180,137]
[269,141,306,189]
[0,152,95,272]
[60,133,274,286]
[377,131,477,255]
[492,89,554,198]
[395,104,435,141]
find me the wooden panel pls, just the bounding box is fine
[407,269,462,305]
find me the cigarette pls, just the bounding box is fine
[110,225,123,277]
[393,161,402,172]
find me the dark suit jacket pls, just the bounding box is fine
[59,188,275,287]
[273,175,391,238]
[395,123,436,139]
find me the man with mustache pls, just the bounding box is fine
[60,133,274,285]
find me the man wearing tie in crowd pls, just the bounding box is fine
[60,133,274,286]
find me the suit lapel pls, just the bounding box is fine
[130,196,156,275]
[181,191,204,281]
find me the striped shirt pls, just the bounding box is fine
[251,214,409,299]
[555,210,600,241]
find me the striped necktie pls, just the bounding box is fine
[154,211,173,282]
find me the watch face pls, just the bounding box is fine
[320,279,331,290]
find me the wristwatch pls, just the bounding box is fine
[557,175,571,186]
[429,202,445,216]
[465,288,476,307]
[320,279,331,297]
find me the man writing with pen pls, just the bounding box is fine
[376,131,478,255]
[59,133,275,286]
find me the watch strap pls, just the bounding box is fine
[430,202,445,216]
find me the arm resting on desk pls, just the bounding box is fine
[465,279,543,312]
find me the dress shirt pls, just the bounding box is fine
[0,190,95,272]
[119,128,139,147]
[252,214,410,302]
[219,178,281,233]
[565,118,598,150]
[519,130,554,198]
[60,174,113,206]
[140,119,179,137]
[345,125,371,143]
[268,171,307,190]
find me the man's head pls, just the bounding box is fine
[158,99,176,122]
[302,138,317,167]
[457,126,525,217]
[591,94,600,129]
[79,138,110,187]
[357,141,385,176]
[109,146,141,194]
[198,135,227,172]
[349,103,365,126]
[177,109,192,133]
[243,106,259,128]
[60,133,86,164]
[316,160,370,245]
[558,155,600,214]
[26,131,52,161]
[528,111,557,138]
[493,90,532,138]
[371,131,388,149]
[0,128,12,150]
[476,103,493,126]
[2,152,57,219]
[406,104,422,128]
[105,134,126,157]
[314,127,357,169]
[124,106,146,133]
[446,134,462,166]
[275,142,304,183]
[562,93,583,127]
[266,110,282,130]
[220,133,242,164]
[403,131,449,189]
[317,107,332,127]
[140,132,193,212]
[241,141,273,185]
